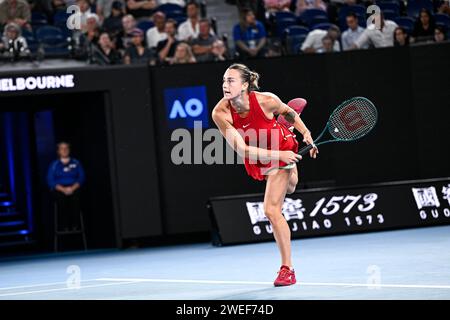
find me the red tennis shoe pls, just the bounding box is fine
[274,265,296,287]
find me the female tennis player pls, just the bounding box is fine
[212,63,318,286]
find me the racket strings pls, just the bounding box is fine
[329,98,377,141]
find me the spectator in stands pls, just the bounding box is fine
[158,0,185,6]
[341,12,366,50]
[233,9,267,59]
[394,27,409,47]
[434,26,447,42]
[191,18,218,62]
[0,22,30,57]
[83,13,101,44]
[301,24,340,53]
[0,0,31,28]
[437,0,450,15]
[156,19,180,63]
[210,39,230,61]
[178,1,201,42]
[77,0,93,29]
[97,0,125,22]
[103,1,125,37]
[170,42,196,64]
[124,28,155,64]
[146,11,167,49]
[47,142,85,232]
[317,35,336,53]
[125,0,157,20]
[412,8,436,43]
[264,0,292,14]
[116,14,136,50]
[352,12,397,49]
[236,0,261,22]
[96,32,122,64]
[295,0,327,16]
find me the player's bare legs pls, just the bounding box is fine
[287,166,298,195]
[264,169,292,267]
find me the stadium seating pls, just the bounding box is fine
[283,25,309,54]
[312,22,334,31]
[435,13,450,31]
[406,0,433,18]
[276,17,297,37]
[298,9,329,27]
[394,16,415,34]
[137,20,155,33]
[35,26,69,56]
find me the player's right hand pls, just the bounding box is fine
[280,151,302,164]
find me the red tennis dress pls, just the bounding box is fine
[230,91,299,181]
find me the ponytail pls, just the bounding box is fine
[248,71,260,91]
[227,63,260,92]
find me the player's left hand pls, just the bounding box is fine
[303,131,319,159]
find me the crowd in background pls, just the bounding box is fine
[0,0,449,65]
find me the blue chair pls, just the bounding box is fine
[376,0,400,3]
[339,4,367,20]
[407,0,433,18]
[376,0,401,4]
[435,13,450,29]
[35,26,69,55]
[157,3,185,14]
[274,11,296,21]
[298,9,328,27]
[312,22,334,31]
[379,2,400,15]
[53,10,75,38]
[287,34,308,54]
[284,25,309,38]
[31,12,48,28]
[21,29,38,54]
[36,26,65,44]
[382,9,399,21]
[166,10,187,20]
[311,15,329,26]
[137,20,155,33]
[284,25,309,53]
[53,9,71,26]
[394,17,415,34]
[276,18,297,37]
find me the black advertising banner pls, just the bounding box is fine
[208,178,450,246]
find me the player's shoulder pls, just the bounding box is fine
[255,91,278,99]
[212,98,230,117]
[255,91,280,104]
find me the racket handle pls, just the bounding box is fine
[298,144,314,156]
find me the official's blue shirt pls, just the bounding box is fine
[233,21,267,44]
[47,158,85,189]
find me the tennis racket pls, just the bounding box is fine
[262,97,378,175]
[298,96,378,156]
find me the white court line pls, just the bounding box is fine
[2,277,450,298]
[0,279,100,291]
[0,280,140,298]
[96,277,450,290]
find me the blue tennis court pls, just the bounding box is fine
[1,225,449,300]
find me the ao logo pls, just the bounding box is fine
[164,85,209,129]
[169,98,204,119]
